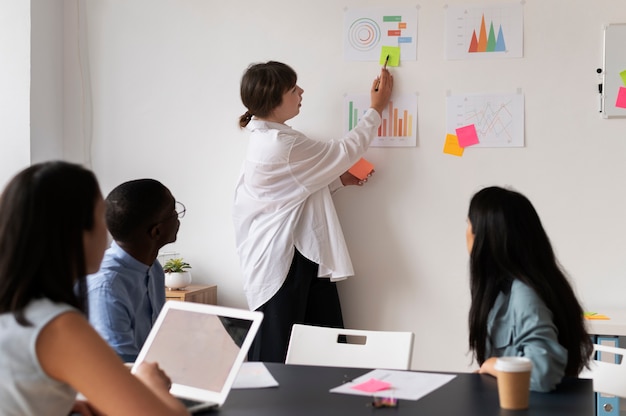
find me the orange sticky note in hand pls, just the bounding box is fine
[349,158,374,180]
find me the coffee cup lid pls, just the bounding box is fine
[494,356,533,372]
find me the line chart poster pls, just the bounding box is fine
[445,3,523,60]
[446,93,524,148]
[344,7,418,62]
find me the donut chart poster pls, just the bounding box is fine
[344,7,418,62]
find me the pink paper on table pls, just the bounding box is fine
[351,378,392,393]
[455,124,479,147]
[616,86,626,109]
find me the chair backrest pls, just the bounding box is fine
[579,343,626,397]
[285,324,414,370]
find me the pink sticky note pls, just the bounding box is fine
[351,378,392,393]
[616,86,626,109]
[455,124,479,147]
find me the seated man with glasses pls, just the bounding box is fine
[86,179,185,362]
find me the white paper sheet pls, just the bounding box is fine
[344,6,418,62]
[446,93,525,148]
[445,3,524,60]
[344,93,418,147]
[232,362,279,389]
[330,369,456,401]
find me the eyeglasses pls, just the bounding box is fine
[156,201,186,224]
[174,201,186,219]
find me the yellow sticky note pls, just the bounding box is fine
[443,134,464,157]
[380,46,401,67]
[620,69,626,86]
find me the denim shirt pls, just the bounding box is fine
[86,241,165,362]
[485,279,568,392]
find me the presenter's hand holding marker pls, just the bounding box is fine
[371,67,393,116]
[374,54,390,92]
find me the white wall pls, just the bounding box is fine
[65,0,626,373]
[0,0,31,188]
[31,0,64,164]
[1,0,66,185]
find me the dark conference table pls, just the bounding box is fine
[200,363,594,416]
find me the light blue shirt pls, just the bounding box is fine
[87,241,165,362]
[485,279,568,392]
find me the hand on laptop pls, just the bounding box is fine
[135,362,173,393]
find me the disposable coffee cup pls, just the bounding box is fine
[494,357,532,410]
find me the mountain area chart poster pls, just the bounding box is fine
[445,3,523,60]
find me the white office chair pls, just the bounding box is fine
[579,343,626,398]
[285,324,414,370]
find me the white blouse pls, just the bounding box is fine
[233,108,382,310]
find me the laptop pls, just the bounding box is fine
[131,300,263,413]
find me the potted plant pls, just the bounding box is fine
[162,258,192,290]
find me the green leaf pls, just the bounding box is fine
[162,257,192,273]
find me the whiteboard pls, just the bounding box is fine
[602,24,626,118]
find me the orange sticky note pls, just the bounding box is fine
[349,158,374,180]
[584,312,610,320]
[585,315,610,320]
[443,134,464,157]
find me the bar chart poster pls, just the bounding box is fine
[344,7,417,62]
[344,93,417,147]
[445,4,523,60]
[446,93,524,148]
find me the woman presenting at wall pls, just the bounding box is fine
[465,186,592,392]
[233,61,393,362]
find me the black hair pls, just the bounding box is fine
[467,186,592,376]
[238,61,297,128]
[105,179,171,242]
[0,161,101,325]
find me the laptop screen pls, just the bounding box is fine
[133,301,263,405]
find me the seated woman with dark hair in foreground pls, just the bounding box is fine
[0,161,188,415]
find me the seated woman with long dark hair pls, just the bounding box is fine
[465,186,592,392]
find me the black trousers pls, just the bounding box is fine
[248,248,344,363]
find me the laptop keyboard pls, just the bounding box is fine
[179,397,206,408]
[178,397,218,413]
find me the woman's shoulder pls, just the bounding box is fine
[25,298,77,325]
[509,279,544,306]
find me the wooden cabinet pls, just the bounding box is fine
[165,284,217,305]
